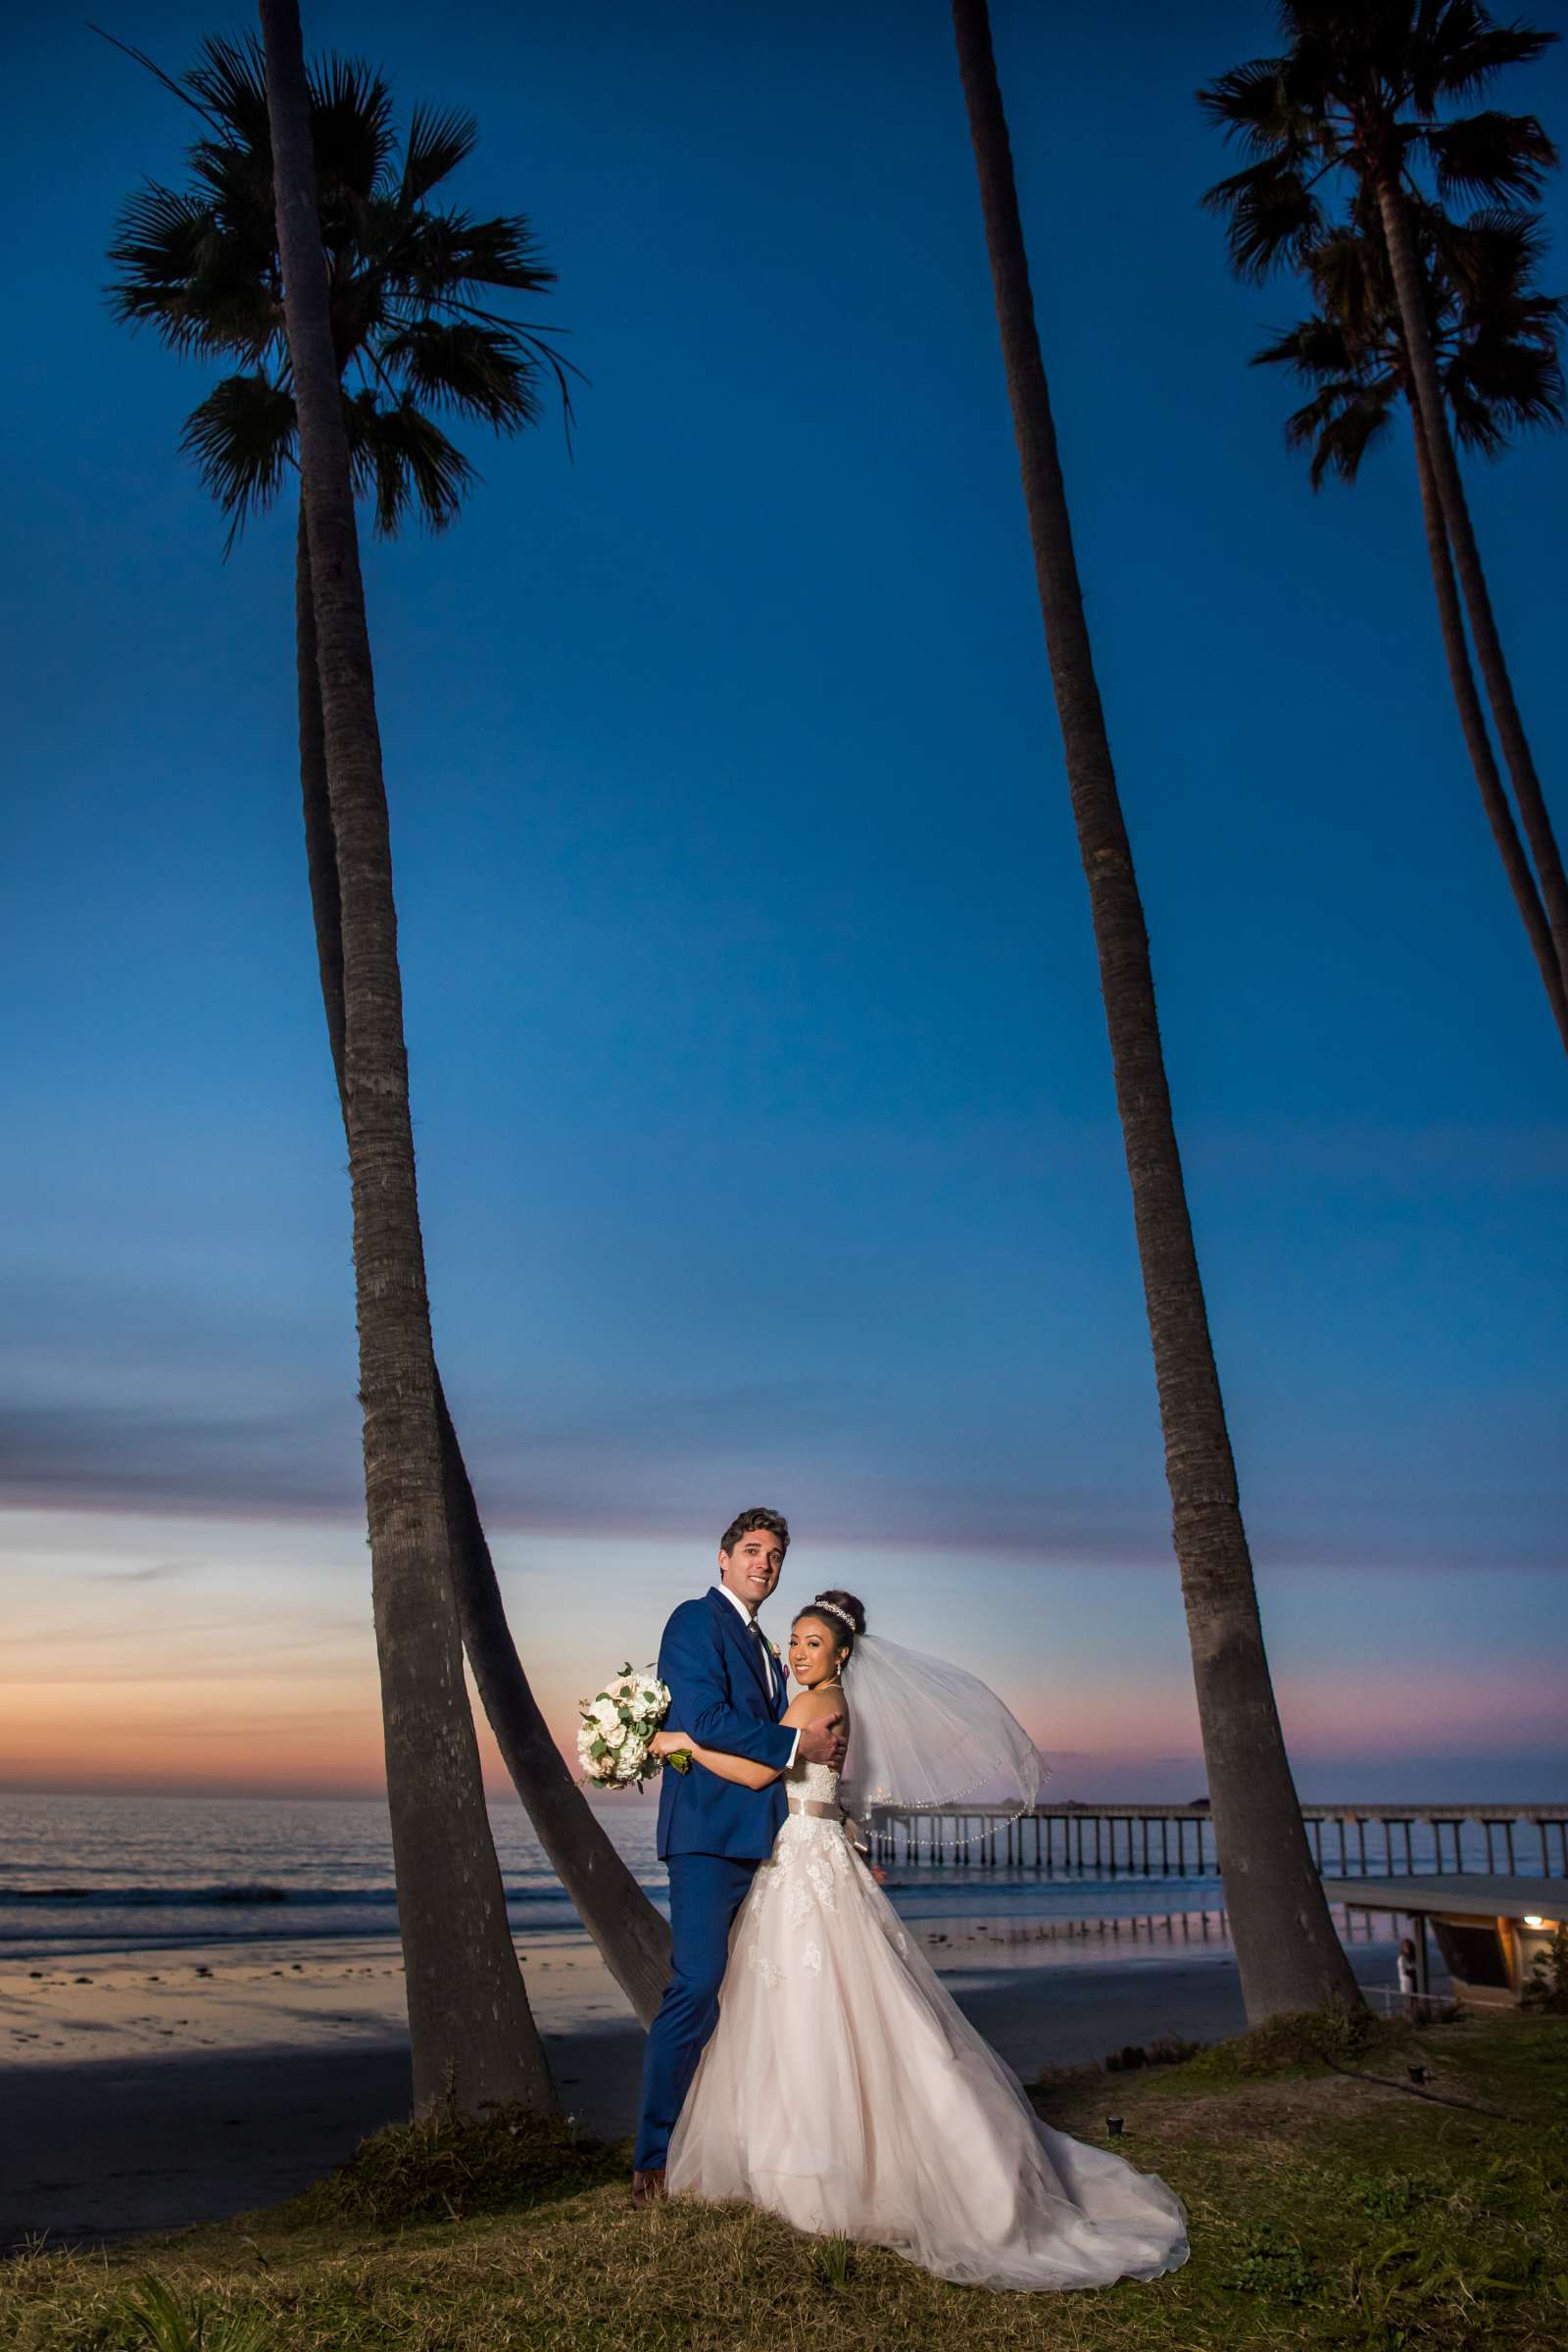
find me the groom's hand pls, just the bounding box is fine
[797,1713,848,1768]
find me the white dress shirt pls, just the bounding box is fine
[716,1582,800,1769]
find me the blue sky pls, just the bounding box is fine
[2,0,1564,1799]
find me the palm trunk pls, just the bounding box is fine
[1375,172,1568,1000]
[952,0,1359,2022]
[1405,412,1568,1051]
[262,0,557,2118]
[295,503,672,2023]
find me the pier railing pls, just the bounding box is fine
[865,1800,1568,1878]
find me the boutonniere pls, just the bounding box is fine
[767,1638,781,1659]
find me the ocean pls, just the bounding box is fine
[0,1789,1457,1969]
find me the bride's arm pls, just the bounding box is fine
[653,1690,842,1790]
[650,1730,775,1789]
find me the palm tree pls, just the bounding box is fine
[950,0,1360,2022]
[257,0,557,2117]
[108,32,672,2024]
[1200,0,1568,1005]
[1252,209,1568,1050]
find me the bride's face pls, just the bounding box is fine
[788,1615,845,1689]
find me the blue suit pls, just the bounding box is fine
[634,1587,795,2173]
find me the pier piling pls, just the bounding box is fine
[864,1800,1566,1884]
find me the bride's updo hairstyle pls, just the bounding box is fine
[796,1589,866,1660]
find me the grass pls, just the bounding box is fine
[4,2012,1565,2351]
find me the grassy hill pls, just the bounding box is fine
[5,2010,1565,2351]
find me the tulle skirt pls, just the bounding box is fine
[665,1817,1189,2292]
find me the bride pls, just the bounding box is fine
[649,1589,1189,2293]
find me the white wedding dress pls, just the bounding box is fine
[665,1757,1190,2291]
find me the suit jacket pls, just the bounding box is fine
[655,1587,794,1862]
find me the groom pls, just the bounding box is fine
[630,1505,846,2206]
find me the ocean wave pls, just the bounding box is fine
[0,1880,641,1908]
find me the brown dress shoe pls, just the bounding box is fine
[630,2167,667,2209]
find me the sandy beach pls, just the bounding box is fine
[1,1924,1407,2252]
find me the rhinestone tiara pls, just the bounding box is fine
[807,1596,857,1633]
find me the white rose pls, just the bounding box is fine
[604,1722,627,1751]
[592,1697,619,1729]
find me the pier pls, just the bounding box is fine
[865,1799,1568,1877]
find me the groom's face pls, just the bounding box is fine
[718,1530,785,1611]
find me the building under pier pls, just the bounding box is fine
[1320,1875,1564,2008]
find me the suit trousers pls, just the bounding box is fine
[633,1851,759,2173]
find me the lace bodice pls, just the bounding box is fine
[739,1740,896,1993]
[784,1756,842,1805]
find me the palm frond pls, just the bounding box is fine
[1296,383,1399,488]
[376,318,545,427]
[180,34,271,150]
[309,54,398,201]
[1251,313,1358,381]
[179,372,297,548]
[375,206,559,302]
[107,181,277,360]
[1428,202,1547,308]
[1447,298,1566,445]
[400,103,479,204]
[344,395,476,535]
[1196,56,1297,152]
[107,182,217,339]
[1201,155,1327,280]
[1406,4,1557,112]
[1421,110,1557,205]
[442,212,558,295]
[1300,224,1398,343]
[89,24,219,126]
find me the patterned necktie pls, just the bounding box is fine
[747,1616,776,1695]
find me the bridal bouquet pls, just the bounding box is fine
[576,1663,690,1789]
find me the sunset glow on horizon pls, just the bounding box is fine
[5,1505,1561,1807]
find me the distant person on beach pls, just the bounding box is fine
[1397,1935,1420,2014]
[641,1541,1190,2291]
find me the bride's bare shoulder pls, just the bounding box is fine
[782,1687,849,1729]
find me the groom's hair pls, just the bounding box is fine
[719,1506,790,1555]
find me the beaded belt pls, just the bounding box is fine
[786,1796,842,1820]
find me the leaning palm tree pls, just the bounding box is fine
[1254,207,1568,1050]
[951,0,1359,2022]
[107,31,671,2024]
[1200,0,1568,1004]
[258,0,556,2117]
